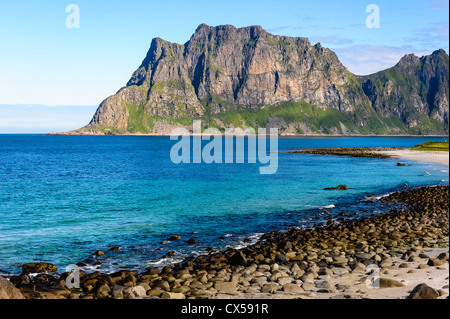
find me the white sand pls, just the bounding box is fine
[212,248,449,300]
[324,248,449,299]
[377,149,449,166]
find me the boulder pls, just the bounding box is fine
[282,283,303,293]
[123,286,147,299]
[437,252,449,261]
[275,254,289,264]
[351,262,367,273]
[408,256,421,262]
[22,262,57,275]
[319,268,333,276]
[407,284,439,299]
[427,258,444,267]
[214,282,237,293]
[291,264,305,277]
[302,282,315,291]
[324,185,348,190]
[261,283,280,293]
[277,277,293,285]
[228,251,247,266]
[438,289,448,297]
[0,276,25,299]
[418,264,430,269]
[316,280,332,289]
[160,292,186,299]
[112,286,125,299]
[147,288,164,297]
[153,279,170,291]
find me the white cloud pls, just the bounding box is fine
[407,22,449,50]
[334,45,434,75]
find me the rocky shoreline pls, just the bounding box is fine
[0,185,448,300]
[283,147,402,158]
[283,146,450,166]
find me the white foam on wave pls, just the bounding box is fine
[225,232,265,250]
[80,264,103,272]
[145,256,185,268]
[321,204,335,209]
[363,192,394,201]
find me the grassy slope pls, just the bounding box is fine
[211,100,418,135]
[411,141,449,151]
[115,99,447,135]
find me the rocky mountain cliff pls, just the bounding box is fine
[75,24,449,135]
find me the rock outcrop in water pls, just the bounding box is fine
[72,24,449,136]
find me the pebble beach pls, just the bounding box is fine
[1,184,448,300]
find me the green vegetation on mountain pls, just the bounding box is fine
[72,24,449,136]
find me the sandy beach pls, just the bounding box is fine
[376,149,449,166]
[210,247,449,300]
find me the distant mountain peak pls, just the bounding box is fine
[70,24,449,136]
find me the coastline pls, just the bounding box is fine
[375,149,449,166]
[0,139,448,300]
[48,131,449,138]
[2,185,448,300]
[285,146,449,166]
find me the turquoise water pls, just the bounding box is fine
[0,135,448,275]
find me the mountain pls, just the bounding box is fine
[73,24,449,136]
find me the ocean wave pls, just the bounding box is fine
[363,192,394,201]
[145,256,185,268]
[225,232,264,250]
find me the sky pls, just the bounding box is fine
[0,0,448,133]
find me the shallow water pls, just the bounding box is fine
[0,135,448,274]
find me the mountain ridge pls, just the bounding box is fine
[69,24,449,136]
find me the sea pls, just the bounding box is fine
[0,135,448,275]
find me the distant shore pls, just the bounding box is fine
[285,146,449,166]
[49,131,449,138]
[375,149,449,166]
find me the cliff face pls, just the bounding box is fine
[79,24,449,135]
[362,49,449,130]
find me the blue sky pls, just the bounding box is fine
[0,0,448,132]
